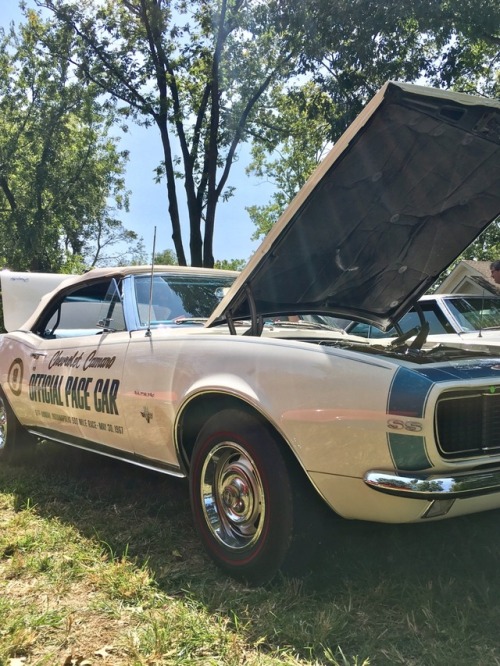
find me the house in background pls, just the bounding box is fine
[436,260,500,295]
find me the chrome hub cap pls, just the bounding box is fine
[201,442,265,550]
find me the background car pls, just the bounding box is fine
[345,294,500,346]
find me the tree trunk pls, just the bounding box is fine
[157,120,187,265]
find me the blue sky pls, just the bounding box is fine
[115,122,269,262]
[1,2,274,263]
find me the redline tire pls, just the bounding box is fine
[189,408,296,585]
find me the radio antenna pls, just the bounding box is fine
[146,226,157,337]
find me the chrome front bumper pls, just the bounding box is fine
[364,467,500,500]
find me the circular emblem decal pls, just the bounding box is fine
[8,358,24,396]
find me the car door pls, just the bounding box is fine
[25,277,132,453]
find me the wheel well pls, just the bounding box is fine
[177,393,301,476]
[177,394,256,468]
[178,393,335,541]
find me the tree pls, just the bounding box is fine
[214,257,246,270]
[155,248,178,265]
[0,16,141,272]
[247,0,499,239]
[154,249,246,270]
[290,0,499,132]
[462,223,500,262]
[33,0,308,268]
[27,0,499,266]
[246,82,334,240]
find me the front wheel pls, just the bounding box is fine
[0,390,36,463]
[189,408,302,585]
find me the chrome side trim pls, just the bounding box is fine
[27,427,186,478]
[364,467,500,499]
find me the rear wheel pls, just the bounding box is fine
[0,391,36,463]
[189,408,307,585]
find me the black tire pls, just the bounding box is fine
[189,408,302,585]
[0,390,36,463]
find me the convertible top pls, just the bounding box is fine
[1,266,236,332]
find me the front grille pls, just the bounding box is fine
[436,390,500,459]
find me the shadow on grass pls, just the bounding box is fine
[3,439,500,590]
[3,440,500,664]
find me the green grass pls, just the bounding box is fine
[2,442,500,665]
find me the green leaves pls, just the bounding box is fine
[0,14,139,271]
[4,0,497,268]
[247,0,499,242]
[31,0,309,266]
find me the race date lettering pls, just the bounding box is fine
[29,373,120,415]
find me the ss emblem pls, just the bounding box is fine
[387,418,423,432]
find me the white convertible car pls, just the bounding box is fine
[1,82,500,584]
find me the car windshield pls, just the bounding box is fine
[134,273,236,326]
[445,297,500,331]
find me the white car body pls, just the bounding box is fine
[1,82,500,584]
[417,294,500,351]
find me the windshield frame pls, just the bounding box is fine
[123,272,237,331]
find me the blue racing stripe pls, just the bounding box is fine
[387,367,434,417]
[388,433,432,471]
[388,361,500,417]
[418,360,500,383]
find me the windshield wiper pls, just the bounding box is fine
[148,317,207,326]
[172,317,207,325]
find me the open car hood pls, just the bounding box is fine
[208,82,500,332]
